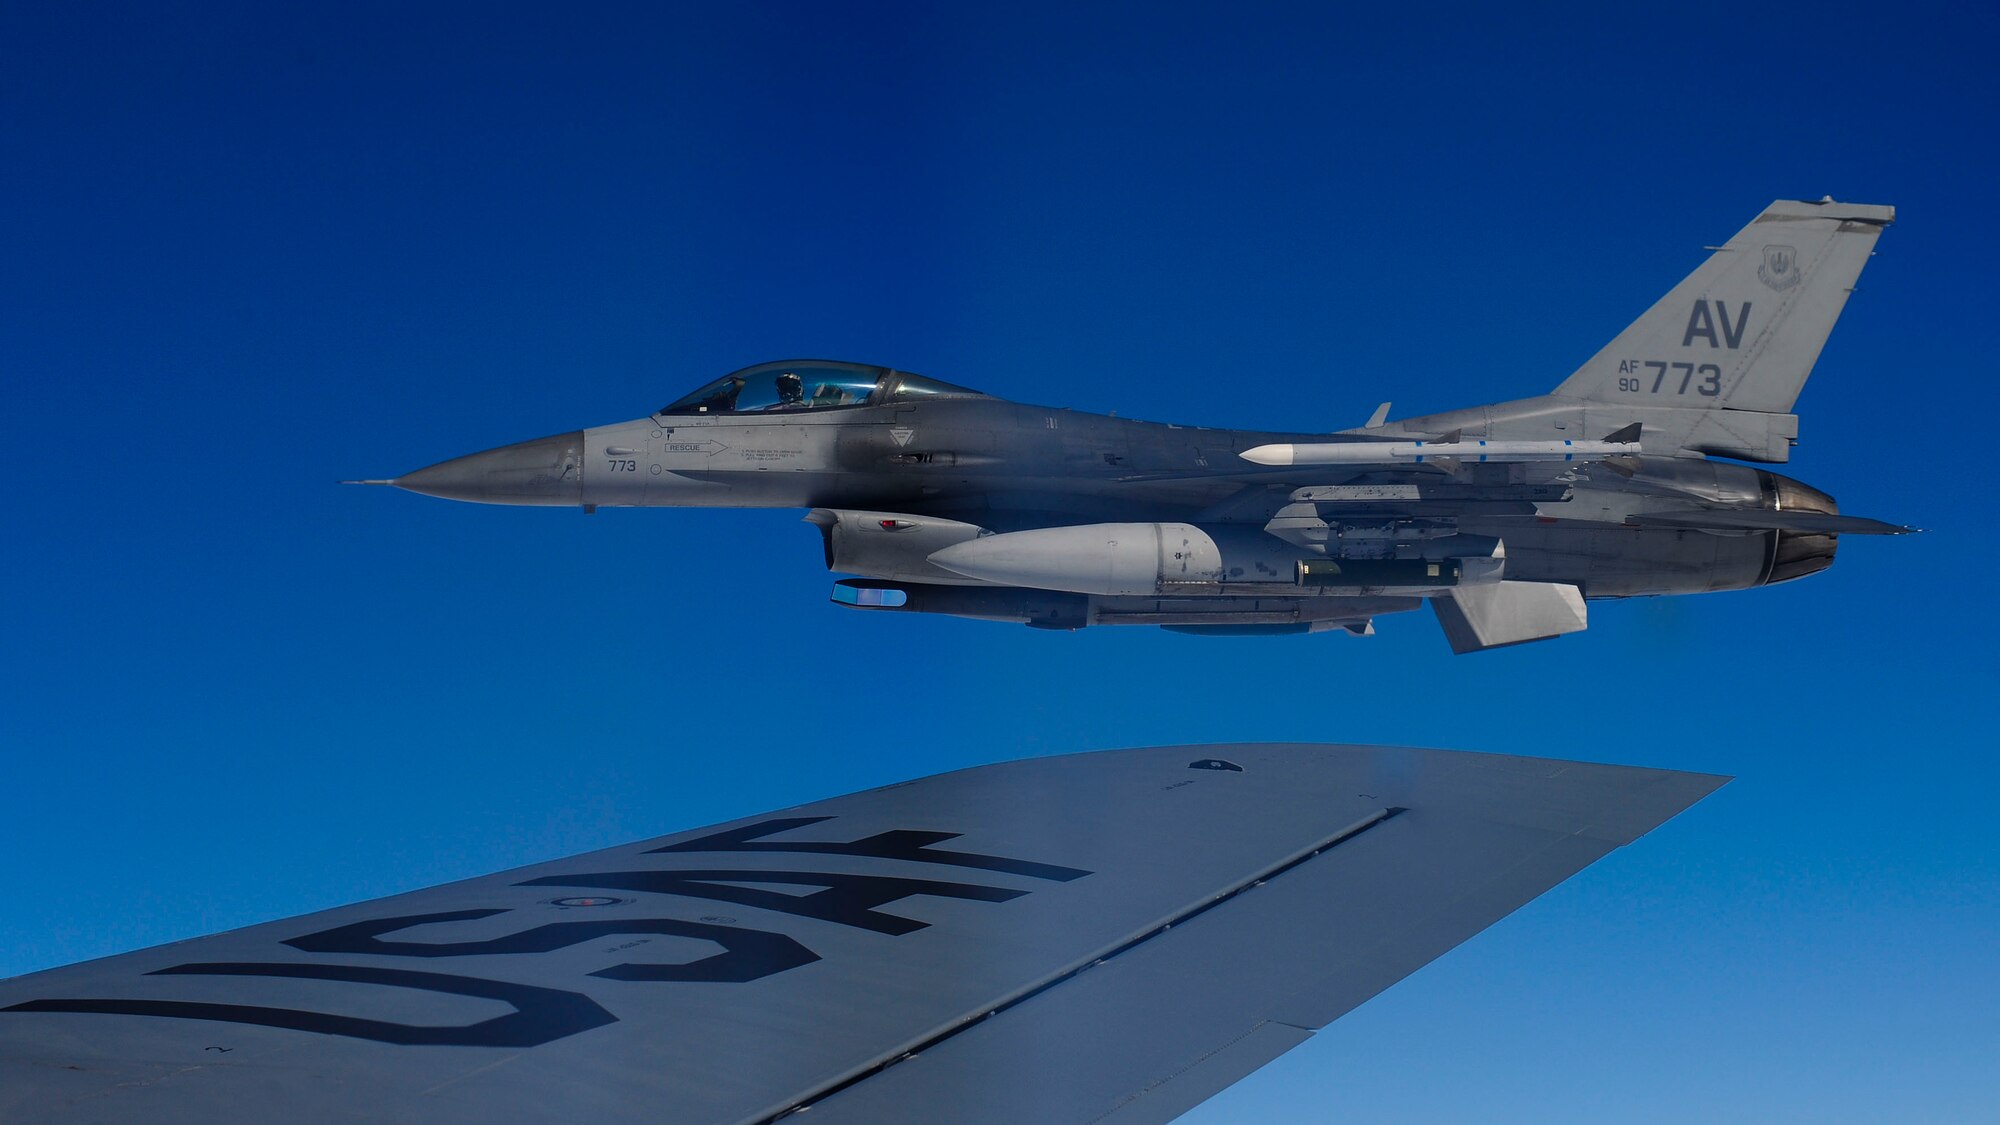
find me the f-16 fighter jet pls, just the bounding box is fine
[359,199,1910,652]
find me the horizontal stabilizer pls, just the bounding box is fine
[1431,581,1587,654]
[1625,509,1915,535]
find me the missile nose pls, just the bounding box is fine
[394,431,586,505]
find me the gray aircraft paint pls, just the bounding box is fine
[357,199,1910,653]
[0,742,1724,1124]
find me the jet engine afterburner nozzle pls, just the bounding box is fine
[1763,531,1838,585]
[1758,472,1840,585]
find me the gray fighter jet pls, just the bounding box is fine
[360,199,1910,652]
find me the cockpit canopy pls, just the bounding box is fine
[659,360,987,416]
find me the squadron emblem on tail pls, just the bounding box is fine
[1759,243,1801,291]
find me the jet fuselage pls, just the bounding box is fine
[370,200,1907,650]
[399,392,1836,602]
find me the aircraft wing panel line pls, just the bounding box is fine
[800,753,1727,1125]
[746,807,1402,1124]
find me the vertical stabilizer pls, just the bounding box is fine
[1553,199,1892,415]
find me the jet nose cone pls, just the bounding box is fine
[395,431,585,505]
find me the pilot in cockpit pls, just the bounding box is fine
[775,371,806,408]
[686,375,746,413]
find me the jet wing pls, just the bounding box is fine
[0,744,1724,1124]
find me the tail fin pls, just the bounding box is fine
[1553,199,1892,414]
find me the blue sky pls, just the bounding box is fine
[3,2,1996,1119]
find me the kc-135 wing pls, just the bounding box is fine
[0,744,1724,1124]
